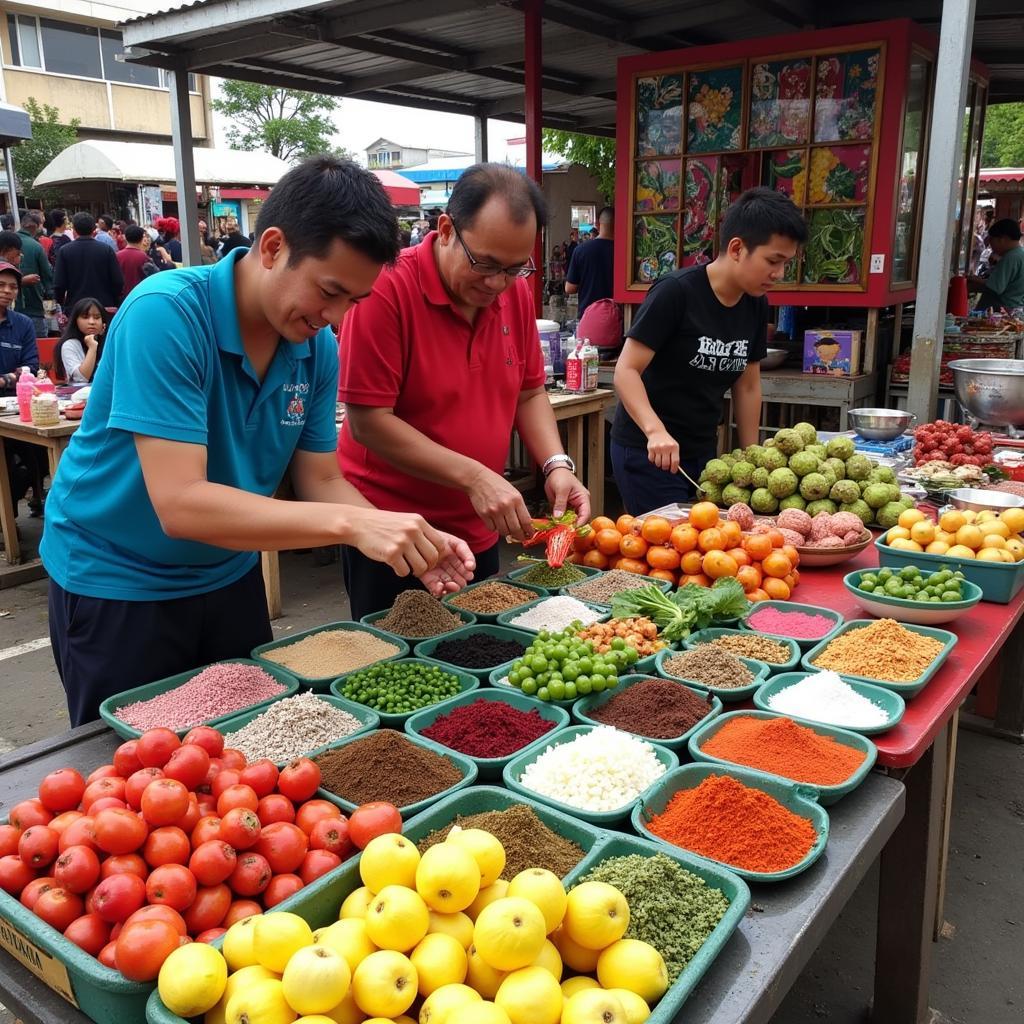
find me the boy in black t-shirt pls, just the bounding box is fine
[611,188,807,515]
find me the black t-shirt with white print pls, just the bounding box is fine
[611,265,768,458]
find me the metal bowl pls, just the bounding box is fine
[760,348,788,370]
[948,359,1024,428]
[847,408,915,441]
[945,487,1024,512]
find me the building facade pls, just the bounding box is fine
[364,137,470,171]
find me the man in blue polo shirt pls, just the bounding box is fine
[41,157,475,726]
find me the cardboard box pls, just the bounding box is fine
[803,329,862,377]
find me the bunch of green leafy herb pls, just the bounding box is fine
[610,578,750,642]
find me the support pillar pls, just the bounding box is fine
[168,64,201,267]
[474,114,489,163]
[524,0,543,315]
[2,148,17,217]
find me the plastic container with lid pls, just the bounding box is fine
[537,318,558,382]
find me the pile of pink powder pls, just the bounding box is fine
[115,662,287,731]
[747,606,835,641]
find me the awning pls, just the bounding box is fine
[979,168,1024,185]
[0,102,31,148]
[371,169,419,206]
[34,140,289,188]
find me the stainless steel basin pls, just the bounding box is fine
[949,359,1024,428]
[847,408,915,441]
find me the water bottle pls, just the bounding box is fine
[16,366,34,422]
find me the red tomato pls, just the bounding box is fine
[299,850,341,885]
[100,854,148,881]
[48,812,84,837]
[309,817,353,859]
[9,799,53,832]
[183,726,224,759]
[0,855,35,895]
[113,741,144,779]
[191,816,222,847]
[216,785,259,817]
[229,853,271,897]
[87,798,127,815]
[348,803,402,849]
[63,913,111,956]
[82,777,127,812]
[115,920,180,981]
[194,927,227,944]
[35,888,84,931]
[210,769,242,801]
[37,769,86,813]
[0,824,21,857]
[143,827,190,868]
[93,808,148,856]
[85,764,120,785]
[92,873,147,923]
[201,759,224,794]
[125,768,165,811]
[277,759,321,804]
[223,899,262,927]
[141,779,190,828]
[220,749,247,771]
[98,941,118,969]
[254,822,307,875]
[294,800,340,837]
[263,874,304,908]
[54,845,101,893]
[58,816,98,854]
[19,876,58,911]
[19,826,60,869]
[238,760,279,799]
[146,864,197,912]
[173,795,201,836]
[189,841,237,887]
[135,729,181,769]
[124,904,187,936]
[163,745,211,792]
[183,883,231,933]
[218,808,261,850]
[196,796,217,819]
[256,794,295,827]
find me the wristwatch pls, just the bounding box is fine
[542,454,576,477]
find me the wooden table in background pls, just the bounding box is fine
[545,388,614,503]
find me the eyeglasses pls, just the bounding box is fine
[450,220,536,279]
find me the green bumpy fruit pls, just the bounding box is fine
[826,437,856,461]
[760,447,788,471]
[750,488,779,514]
[779,494,808,511]
[774,428,804,456]
[730,461,756,487]
[704,459,732,485]
[700,481,724,505]
[830,479,861,504]
[744,444,766,467]
[793,422,818,446]
[767,467,799,498]
[789,451,821,478]
[721,483,752,507]
[845,454,874,481]
[805,444,828,461]
[863,483,893,509]
[840,499,874,525]
[805,499,838,517]
[823,457,847,480]
[799,472,830,501]
[751,467,770,489]
[875,501,907,530]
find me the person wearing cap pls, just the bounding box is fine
[0,262,37,393]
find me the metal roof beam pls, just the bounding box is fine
[534,0,732,45]
[184,29,319,68]
[322,0,500,39]
[122,0,326,45]
[741,0,818,28]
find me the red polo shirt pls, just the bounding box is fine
[338,233,545,551]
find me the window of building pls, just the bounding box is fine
[6,15,42,69]
[100,29,159,87]
[39,19,102,79]
[391,150,401,164]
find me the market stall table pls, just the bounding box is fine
[545,388,615,504]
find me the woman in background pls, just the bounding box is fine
[55,297,110,384]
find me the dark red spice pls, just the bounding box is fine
[421,699,555,757]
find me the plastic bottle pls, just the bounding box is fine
[565,338,583,392]
[16,366,34,422]
[579,339,599,392]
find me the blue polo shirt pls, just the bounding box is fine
[0,308,39,380]
[40,248,339,601]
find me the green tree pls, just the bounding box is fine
[542,129,615,201]
[11,98,80,204]
[981,102,1024,167]
[212,82,347,163]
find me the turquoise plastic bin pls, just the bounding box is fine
[413,623,533,680]
[687,709,877,805]
[654,648,770,703]
[442,579,546,622]
[495,594,609,633]
[684,626,801,673]
[802,618,958,698]
[360,604,476,639]
[505,561,603,594]
[843,568,983,625]
[740,600,844,649]
[631,762,830,883]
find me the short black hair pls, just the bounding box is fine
[988,218,1022,241]
[46,209,66,233]
[73,212,96,236]
[814,336,840,348]
[0,214,12,231]
[124,225,145,244]
[446,162,548,230]
[98,214,114,230]
[598,206,614,225]
[0,231,22,252]
[254,155,401,266]
[720,186,808,250]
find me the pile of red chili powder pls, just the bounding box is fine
[421,698,556,757]
[746,606,835,641]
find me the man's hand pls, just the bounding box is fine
[544,468,591,523]
[418,531,476,595]
[21,274,40,286]
[647,429,680,474]
[342,507,449,578]
[467,466,535,541]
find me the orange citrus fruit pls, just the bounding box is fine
[781,544,800,567]
[647,546,681,571]
[743,534,773,561]
[736,564,762,592]
[720,521,742,547]
[615,514,636,535]
[648,569,677,585]
[762,551,793,578]
[703,550,739,579]
[640,516,673,545]
[594,529,623,556]
[726,546,751,567]
[679,573,711,588]
[573,531,596,553]
[589,516,616,533]
[617,557,649,575]
[680,550,704,575]
[697,528,727,552]
[620,534,649,559]
[748,588,771,602]
[582,550,609,569]
[768,529,785,548]
[688,502,720,531]
[763,577,791,600]
[670,525,699,553]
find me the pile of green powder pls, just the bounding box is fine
[515,563,587,588]
[578,852,731,982]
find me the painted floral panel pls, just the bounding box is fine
[749,58,811,147]
[634,215,679,283]
[687,66,743,152]
[762,149,807,205]
[814,49,881,143]
[636,75,683,156]
[681,157,717,266]
[635,160,682,212]
[802,207,865,285]
[808,144,871,204]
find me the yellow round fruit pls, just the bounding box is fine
[886,526,911,542]
[282,944,351,1016]
[560,988,628,1024]
[982,534,1007,549]
[445,828,506,888]
[339,887,374,920]
[1000,507,1024,534]
[898,508,925,529]
[889,538,924,552]
[495,965,562,1024]
[415,843,481,914]
[606,989,651,1024]
[253,913,314,974]
[419,983,482,1024]
[925,541,950,556]
[934,529,955,544]
[945,544,977,559]
[984,518,1011,539]
[315,990,363,1024]
[1006,538,1024,560]
[977,510,998,524]
[223,965,280,1010]
[939,510,966,533]
[447,1001,511,1024]
[473,897,547,971]
[1000,548,1015,562]
[562,882,630,951]
[561,976,600,999]
[978,547,1005,562]
[360,833,421,894]
[550,927,600,973]
[962,509,978,523]
[314,919,376,972]
[223,916,261,971]
[507,869,567,935]
[351,950,417,1018]
[909,521,935,546]
[467,879,509,920]
[529,939,562,981]
[466,943,508,998]
[596,939,669,1004]
[225,979,297,1024]
[364,885,430,952]
[292,1017,341,1024]
[956,524,984,550]
[428,910,475,949]
[158,943,228,1018]
[409,932,468,996]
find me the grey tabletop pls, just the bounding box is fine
[0,724,905,1024]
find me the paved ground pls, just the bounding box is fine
[0,532,1020,1022]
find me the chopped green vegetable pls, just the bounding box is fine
[611,578,751,642]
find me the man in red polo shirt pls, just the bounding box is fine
[338,163,590,617]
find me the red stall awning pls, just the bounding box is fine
[372,169,420,207]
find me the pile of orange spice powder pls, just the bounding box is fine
[646,774,817,873]
[700,715,867,786]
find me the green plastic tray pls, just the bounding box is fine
[216,692,379,765]
[631,762,830,883]
[740,601,845,650]
[251,620,409,691]
[754,671,906,736]
[311,727,478,818]
[98,659,300,740]
[329,657,479,728]
[561,571,673,609]
[654,648,770,703]
[875,532,1024,603]
[505,561,603,594]
[687,709,877,805]
[572,673,723,751]
[413,623,533,680]
[360,604,476,640]
[502,724,679,827]
[802,618,958,698]
[488,662,580,709]
[564,831,750,1023]
[843,569,983,625]
[442,579,546,622]
[685,627,801,673]
[495,594,610,634]
[405,687,569,781]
